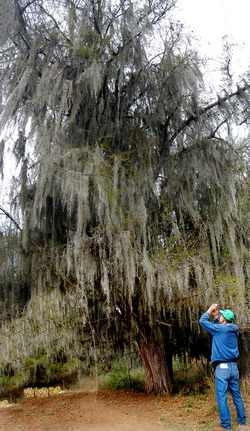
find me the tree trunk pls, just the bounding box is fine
[239,331,250,376]
[138,337,173,394]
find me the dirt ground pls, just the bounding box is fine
[0,388,249,431]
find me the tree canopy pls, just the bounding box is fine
[0,0,249,394]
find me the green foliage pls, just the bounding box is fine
[101,359,145,392]
[47,359,80,382]
[0,373,27,388]
[173,359,210,395]
[0,355,80,399]
[74,45,97,60]
[24,354,49,369]
[0,355,80,396]
[0,372,28,399]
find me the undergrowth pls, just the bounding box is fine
[173,359,212,395]
[100,359,145,392]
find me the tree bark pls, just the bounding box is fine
[239,331,250,376]
[138,337,173,394]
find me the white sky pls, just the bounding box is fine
[177,0,250,85]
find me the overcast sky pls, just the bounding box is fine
[177,0,250,85]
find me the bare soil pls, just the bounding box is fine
[0,388,249,431]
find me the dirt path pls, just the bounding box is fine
[0,389,248,431]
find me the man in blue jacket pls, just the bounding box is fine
[199,303,249,431]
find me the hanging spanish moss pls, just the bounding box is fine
[0,0,249,395]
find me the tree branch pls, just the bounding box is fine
[91,0,102,36]
[38,5,72,45]
[168,83,250,145]
[21,0,37,13]
[207,118,228,139]
[0,207,22,231]
[14,0,31,50]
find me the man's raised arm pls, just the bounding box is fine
[199,304,220,335]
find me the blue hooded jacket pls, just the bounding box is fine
[199,312,239,363]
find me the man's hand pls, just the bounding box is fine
[207,303,219,318]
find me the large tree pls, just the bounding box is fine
[0,0,250,394]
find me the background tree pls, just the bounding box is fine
[0,0,249,394]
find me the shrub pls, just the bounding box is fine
[173,359,211,395]
[101,359,145,391]
[0,372,28,400]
